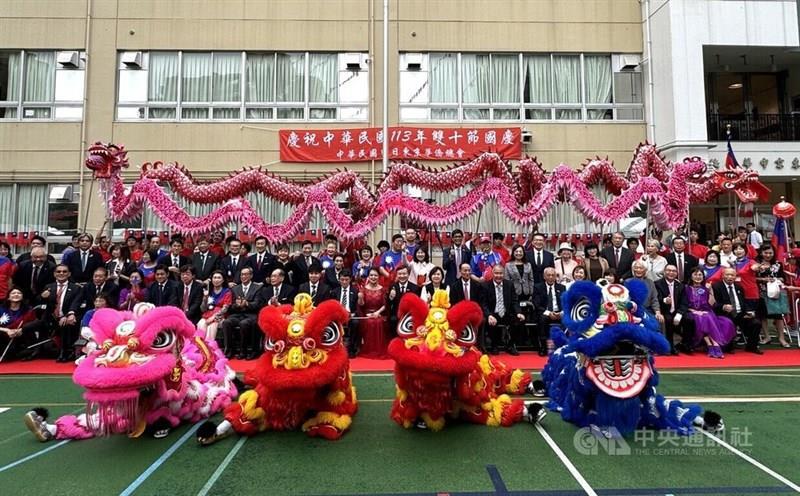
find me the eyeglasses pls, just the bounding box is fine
[54,270,69,273]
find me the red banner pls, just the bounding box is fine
[279,126,521,162]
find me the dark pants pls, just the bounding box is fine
[221,313,259,354]
[345,317,360,355]
[485,315,516,350]
[537,314,563,350]
[22,318,79,354]
[664,313,689,350]
[731,311,761,351]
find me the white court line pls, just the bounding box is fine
[196,436,247,496]
[679,396,800,404]
[0,440,70,473]
[701,429,800,492]
[119,423,201,496]
[0,408,9,414]
[535,423,598,496]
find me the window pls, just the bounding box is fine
[400,52,643,122]
[0,183,79,254]
[117,51,369,121]
[0,50,85,120]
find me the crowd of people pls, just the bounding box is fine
[0,222,797,364]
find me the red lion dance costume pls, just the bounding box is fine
[198,294,357,443]
[389,289,545,430]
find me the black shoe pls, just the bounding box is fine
[234,350,244,360]
[489,347,499,356]
[245,352,257,361]
[348,350,357,359]
[669,348,679,356]
[224,349,233,359]
[537,349,547,357]
[20,350,39,362]
[746,347,764,355]
[506,345,520,356]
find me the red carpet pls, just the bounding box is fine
[1,349,798,375]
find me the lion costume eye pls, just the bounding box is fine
[571,298,592,323]
[264,337,285,353]
[151,330,175,350]
[321,323,342,346]
[398,314,415,337]
[457,324,476,345]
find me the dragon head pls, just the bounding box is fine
[85,141,129,179]
[74,304,199,435]
[712,167,770,204]
[388,290,483,376]
[560,280,668,399]
[253,293,350,391]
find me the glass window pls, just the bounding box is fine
[117,51,368,122]
[23,52,55,103]
[0,51,85,120]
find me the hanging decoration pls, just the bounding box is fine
[85,141,770,243]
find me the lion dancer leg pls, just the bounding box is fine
[24,409,96,442]
[640,388,724,434]
[197,385,268,445]
[302,369,358,440]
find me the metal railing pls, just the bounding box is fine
[707,113,800,141]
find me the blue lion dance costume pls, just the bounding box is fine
[541,279,723,436]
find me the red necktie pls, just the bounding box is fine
[182,286,190,311]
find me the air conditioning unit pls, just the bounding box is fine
[521,129,533,144]
[57,51,80,68]
[618,54,641,71]
[121,51,143,68]
[49,185,73,201]
[344,53,363,71]
[405,53,423,71]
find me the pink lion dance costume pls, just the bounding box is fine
[24,304,238,441]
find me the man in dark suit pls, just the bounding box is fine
[387,266,421,332]
[82,267,120,311]
[329,269,360,357]
[178,265,205,324]
[665,236,699,284]
[13,247,55,303]
[287,241,319,287]
[443,229,473,286]
[450,262,484,306]
[298,263,329,306]
[482,265,525,355]
[324,254,345,290]
[654,265,689,355]
[15,235,56,265]
[21,264,84,362]
[532,267,566,356]
[67,233,104,284]
[247,236,275,284]
[147,265,180,308]
[158,238,190,281]
[219,239,248,287]
[601,231,634,280]
[191,237,219,287]
[524,233,555,284]
[222,266,265,360]
[263,268,297,306]
[712,267,762,354]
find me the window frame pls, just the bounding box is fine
[116,51,369,123]
[0,50,86,122]
[399,51,644,123]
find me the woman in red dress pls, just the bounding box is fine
[733,242,760,302]
[358,268,389,359]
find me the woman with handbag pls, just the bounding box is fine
[756,245,790,347]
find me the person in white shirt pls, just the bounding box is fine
[718,237,737,268]
[408,247,434,287]
[643,239,667,281]
[745,222,763,250]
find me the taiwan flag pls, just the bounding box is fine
[772,217,788,263]
[725,133,739,169]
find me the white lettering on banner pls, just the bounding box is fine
[449,130,463,144]
[287,132,301,148]
[303,132,319,146]
[341,131,353,147]
[432,130,445,146]
[501,129,515,145]
[485,130,497,145]
[414,129,426,144]
[358,131,372,145]
[467,129,479,144]
[375,129,384,144]
[369,148,378,158]
[336,150,345,159]
[323,131,335,147]
[456,148,465,158]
